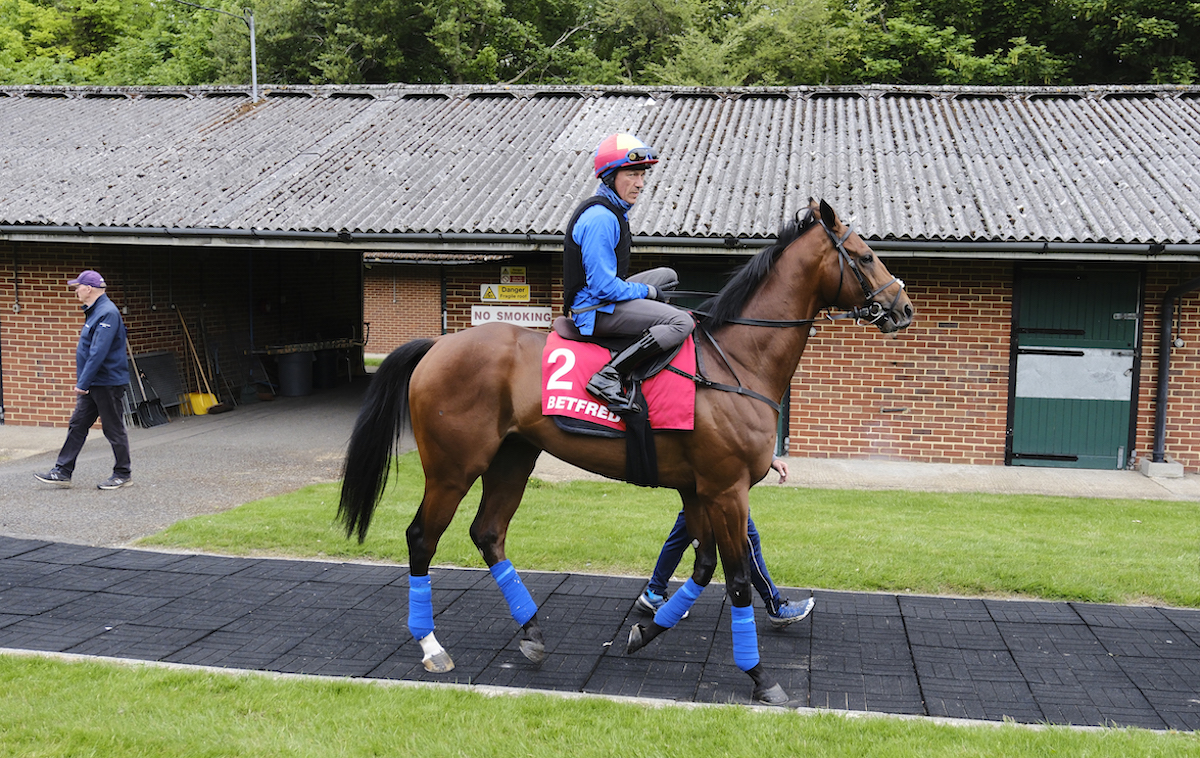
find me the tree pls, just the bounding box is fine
[1074,0,1200,83]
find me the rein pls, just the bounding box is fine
[663,212,904,328]
[657,210,906,413]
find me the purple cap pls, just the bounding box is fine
[68,270,106,287]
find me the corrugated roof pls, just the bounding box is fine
[3,84,1200,245]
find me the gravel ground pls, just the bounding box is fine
[0,380,369,546]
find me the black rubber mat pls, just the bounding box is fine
[1,536,1197,730]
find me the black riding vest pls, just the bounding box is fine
[562,196,631,316]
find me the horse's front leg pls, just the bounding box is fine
[714,503,788,706]
[628,487,789,706]
[471,435,546,664]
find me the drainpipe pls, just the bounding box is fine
[1152,275,1200,462]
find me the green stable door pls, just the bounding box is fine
[1008,270,1141,470]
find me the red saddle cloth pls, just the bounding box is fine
[541,332,696,432]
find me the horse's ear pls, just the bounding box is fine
[819,198,837,224]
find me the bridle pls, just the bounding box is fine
[818,210,906,328]
[668,208,906,329]
[662,207,907,413]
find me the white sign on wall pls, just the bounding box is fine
[471,305,553,328]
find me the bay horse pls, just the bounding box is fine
[339,198,914,705]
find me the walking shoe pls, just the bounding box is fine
[33,469,72,488]
[97,475,133,490]
[637,588,667,614]
[767,596,814,628]
[636,588,688,619]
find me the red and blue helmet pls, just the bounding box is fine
[593,133,659,179]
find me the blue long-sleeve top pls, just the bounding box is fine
[570,184,651,335]
[76,293,129,390]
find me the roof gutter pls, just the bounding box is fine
[1152,276,1200,463]
[3,225,1200,260]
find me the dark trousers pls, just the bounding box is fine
[647,509,782,613]
[592,268,694,350]
[54,385,131,478]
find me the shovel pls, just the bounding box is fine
[126,342,170,427]
[178,308,231,414]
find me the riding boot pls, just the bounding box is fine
[586,331,663,414]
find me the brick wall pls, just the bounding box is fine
[1134,264,1200,471]
[363,265,442,352]
[444,260,559,333]
[791,259,1013,464]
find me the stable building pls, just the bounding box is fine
[3,83,1200,472]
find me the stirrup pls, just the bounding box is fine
[587,370,642,414]
[606,393,640,415]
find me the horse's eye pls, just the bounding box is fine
[861,254,874,265]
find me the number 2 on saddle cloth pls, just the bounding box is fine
[541,331,697,436]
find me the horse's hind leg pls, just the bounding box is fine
[469,435,546,664]
[406,475,474,673]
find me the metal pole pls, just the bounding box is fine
[171,0,258,101]
[245,11,258,102]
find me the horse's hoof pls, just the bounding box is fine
[519,638,546,664]
[753,683,789,706]
[626,623,647,654]
[422,650,455,673]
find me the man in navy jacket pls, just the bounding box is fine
[35,270,133,490]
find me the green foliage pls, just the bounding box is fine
[0,0,1196,87]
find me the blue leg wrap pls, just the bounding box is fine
[654,578,703,628]
[490,560,538,626]
[408,574,435,640]
[730,604,760,671]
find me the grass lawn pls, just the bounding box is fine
[138,452,1200,608]
[2,655,1197,757]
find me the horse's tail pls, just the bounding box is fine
[339,338,436,543]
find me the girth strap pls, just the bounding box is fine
[663,328,783,414]
[664,365,782,413]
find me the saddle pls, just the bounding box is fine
[551,317,684,381]
[543,318,697,487]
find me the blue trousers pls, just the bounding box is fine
[647,510,782,613]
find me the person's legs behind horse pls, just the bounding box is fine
[744,515,814,628]
[638,509,693,616]
[588,268,693,413]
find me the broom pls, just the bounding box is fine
[177,309,232,414]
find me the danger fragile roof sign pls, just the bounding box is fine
[471,305,553,328]
[480,283,530,302]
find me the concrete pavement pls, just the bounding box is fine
[0,380,366,546]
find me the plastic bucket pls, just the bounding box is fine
[278,352,314,396]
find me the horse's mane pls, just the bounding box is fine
[699,209,817,329]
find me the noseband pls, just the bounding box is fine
[814,210,906,327]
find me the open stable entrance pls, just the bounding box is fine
[1006,268,1142,469]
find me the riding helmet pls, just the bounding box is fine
[593,133,659,181]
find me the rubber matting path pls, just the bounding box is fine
[2,536,1198,730]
